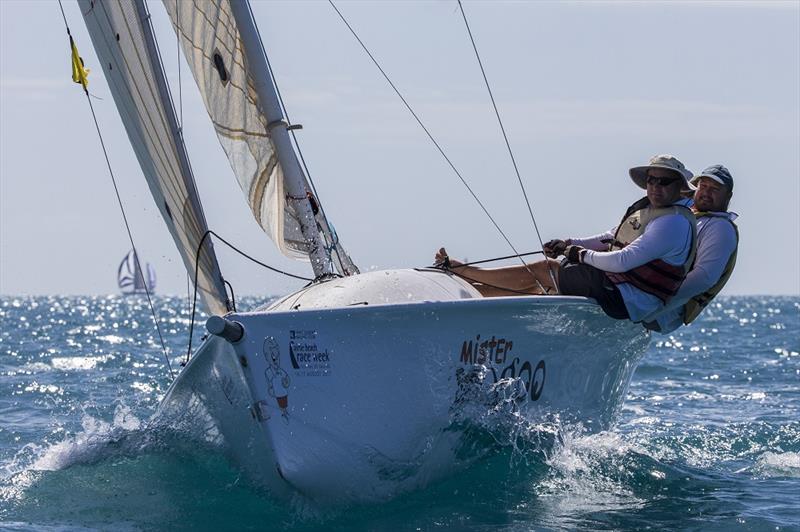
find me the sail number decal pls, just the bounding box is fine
[458,335,545,401]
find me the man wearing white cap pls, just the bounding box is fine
[436,154,697,323]
[642,165,739,333]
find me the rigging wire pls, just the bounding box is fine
[184,230,312,363]
[186,273,192,319]
[206,230,312,282]
[57,0,174,379]
[327,0,543,291]
[454,249,545,268]
[432,250,555,294]
[456,0,558,290]
[245,1,348,275]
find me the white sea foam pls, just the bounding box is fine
[535,428,648,516]
[1,405,143,483]
[50,355,112,371]
[31,405,143,472]
[0,405,147,507]
[753,451,800,478]
[19,362,52,374]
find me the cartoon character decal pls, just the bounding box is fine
[263,336,291,420]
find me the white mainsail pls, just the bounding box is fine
[163,0,358,276]
[80,0,230,315]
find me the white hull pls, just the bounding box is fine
[158,269,649,501]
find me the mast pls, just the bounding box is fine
[228,2,332,278]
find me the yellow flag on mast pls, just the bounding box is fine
[70,36,89,90]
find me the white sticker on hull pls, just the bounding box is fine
[289,329,332,377]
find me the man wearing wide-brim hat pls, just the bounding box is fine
[547,154,698,322]
[435,154,698,324]
[642,164,739,332]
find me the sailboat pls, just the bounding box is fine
[117,249,156,295]
[76,0,650,501]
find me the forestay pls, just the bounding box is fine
[80,0,230,315]
[163,0,358,276]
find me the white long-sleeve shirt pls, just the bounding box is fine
[570,199,694,322]
[643,212,738,333]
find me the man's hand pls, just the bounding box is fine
[543,239,568,258]
[564,245,586,264]
[434,247,463,269]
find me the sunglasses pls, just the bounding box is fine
[646,176,679,187]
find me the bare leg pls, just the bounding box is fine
[531,259,561,294]
[450,258,561,296]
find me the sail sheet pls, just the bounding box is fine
[80,0,230,315]
[162,0,358,275]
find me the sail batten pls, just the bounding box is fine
[80,0,230,315]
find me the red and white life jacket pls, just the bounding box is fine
[604,197,697,303]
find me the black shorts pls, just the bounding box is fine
[558,261,630,320]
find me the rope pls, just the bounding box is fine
[183,230,312,364]
[58,0,174,379]
[206,230,312,282]
[327,0,541,290]
[456,250,545,268]
[432,250,556,294]
[456,0,558,291]
[223,279,237,312]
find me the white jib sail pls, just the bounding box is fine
[80,0,230,315]
[163,0,358,276]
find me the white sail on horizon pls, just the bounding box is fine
[117,249,157,294]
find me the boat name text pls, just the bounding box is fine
[460,335,511,365]
[458,335,545,401]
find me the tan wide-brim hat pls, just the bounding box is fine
[629,154,695,192]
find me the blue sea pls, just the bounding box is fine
[1,295,798,531]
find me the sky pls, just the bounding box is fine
[1,0,799,297]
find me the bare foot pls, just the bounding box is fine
[435,247,463,268]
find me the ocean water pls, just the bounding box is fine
[0,295,798,531]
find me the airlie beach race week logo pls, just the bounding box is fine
[289,330,332,377]
[458,334,546,401]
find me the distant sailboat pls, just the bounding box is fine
[117,249,156,295]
